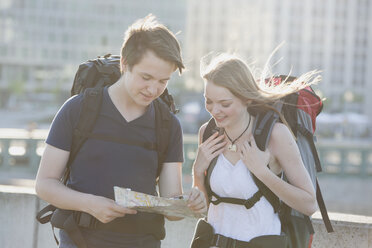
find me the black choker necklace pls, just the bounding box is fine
[225,115,251,152]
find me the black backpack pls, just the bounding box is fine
[202,76,333,248]
[66,54,178,183]
[36,54,179,247]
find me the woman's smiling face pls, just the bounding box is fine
[204,80,248,128]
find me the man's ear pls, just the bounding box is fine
[120,57,127,73]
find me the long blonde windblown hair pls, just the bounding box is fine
[200,53,322,114]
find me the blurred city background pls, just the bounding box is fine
[0,0,371,217]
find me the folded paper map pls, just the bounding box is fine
[114,186,205,218]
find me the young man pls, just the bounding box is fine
[35,15,207,248]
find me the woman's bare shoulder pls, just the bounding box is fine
[268,122,295,151]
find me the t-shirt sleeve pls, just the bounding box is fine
[46,95,82,151]
[163,114,184,163]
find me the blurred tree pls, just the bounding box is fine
[9,79,25,96]
[0,88,10,108]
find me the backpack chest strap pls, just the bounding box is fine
[210,189,263,210]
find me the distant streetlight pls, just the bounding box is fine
[344,90,354,102]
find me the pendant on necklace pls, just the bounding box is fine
[228,144,237,152]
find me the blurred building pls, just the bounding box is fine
[184,0,372,122]
[1,0,372,132]
[0,0,186,94]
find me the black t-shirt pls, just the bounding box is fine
[47,87,183,247]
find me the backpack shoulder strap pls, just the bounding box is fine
[62,87,104,184]
[253,100,333,232]
[203,113,280,212]
[153,98,173,178]
[153,87,180,178]
[298,122,333,232]
[37,86,104,246]
[203,118,265,209]
[252,101,283,151]
[159,88,179,114]
[250,102,283,212]
[202,118,218,201]
[316,179,334,232]
[202,118,217,142]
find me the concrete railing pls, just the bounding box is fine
[183,136,372,177]
[1,186,372,248]
[1,129,372,178]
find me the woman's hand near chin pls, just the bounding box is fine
[193,131,226,176]
[239,134,271,177]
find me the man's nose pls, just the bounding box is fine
[146,82,157,95]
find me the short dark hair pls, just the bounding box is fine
[121,14,184,74]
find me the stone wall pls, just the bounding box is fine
[0,185,371,248]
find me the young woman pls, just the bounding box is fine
[192,54,319,247]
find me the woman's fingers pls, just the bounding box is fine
[210,133,225,146]
[247,134,256,148]
[200,133,226,159]
[240,141,247,154]
[191,200,207,213]
[188,187,200,202]
[208,135,226,154]
[195,130,226,168]
[212,141,227,155]
[204,131,219,144]
[187,187,207,213]
[204,131,225,146]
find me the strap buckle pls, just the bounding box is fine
[229,238,237,248]
[244,197,255,209]
[211,234,237,248]
[74,212,98,228]
[244,191,262,209]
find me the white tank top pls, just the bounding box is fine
[207,154,281,242]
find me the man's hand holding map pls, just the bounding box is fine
[114,187,205,218]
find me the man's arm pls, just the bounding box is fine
[35,144,136,223]
[158,162,184,220]
[158,162,207,220]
